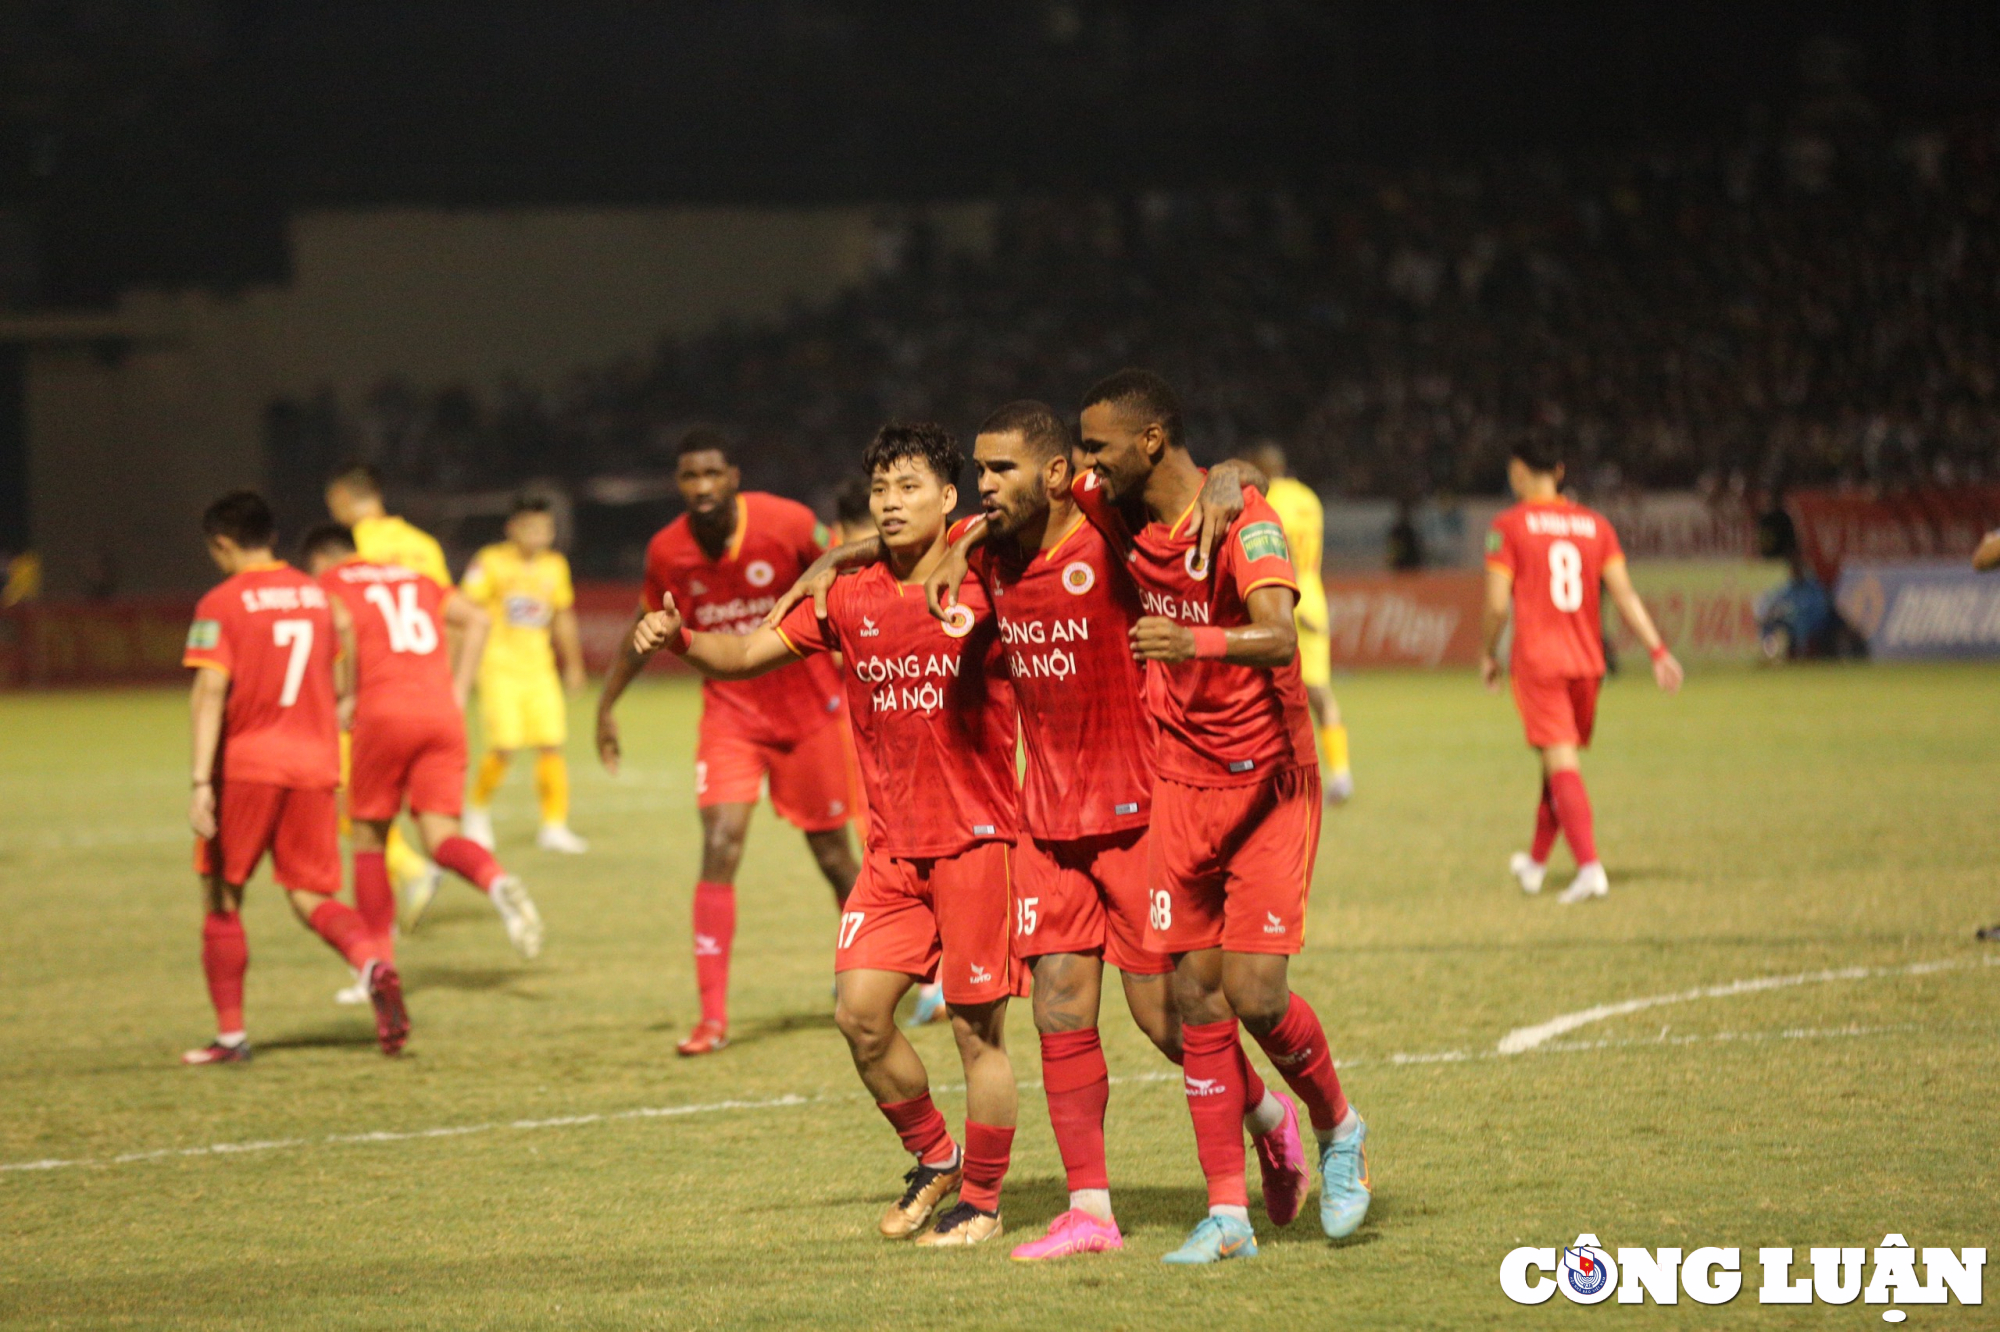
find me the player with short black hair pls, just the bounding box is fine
[1483,434,1682,903]
[598,427,862,1056]
[631,421,1021,1248]
[183,492,408,1063]
[1068,369,1370,1263]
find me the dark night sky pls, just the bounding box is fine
[4,1,1997,303]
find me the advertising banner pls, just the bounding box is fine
[1323,572,1487,667]
[0,599,198,687]
[1788,486,2000,586]
[1835,561,2000,660]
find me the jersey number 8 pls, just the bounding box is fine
[1548,540,1584,613]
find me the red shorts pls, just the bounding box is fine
[194,782,341,895]
[696,716,856,833]
[1513,673,1600,748]
[1013,828,1171,976]
[349,710,468,821]
[1146,768,1321,957]
[836,841,1019,1005]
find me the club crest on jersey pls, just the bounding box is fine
[1061,560,1096,595]
[744,560,775,588]
[1183,547,1211,581]
[940,604,976,638]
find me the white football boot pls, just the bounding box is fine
[1509,852,1548,895]
[1557,862,1609,905]
[334,969,369,1006]
[536,823,588,854]
[489,874,544,959]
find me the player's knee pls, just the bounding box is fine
[1170,971,1232,1027]
[834,998,894,1060]
[947,1002,1006,1054]
[1224,975,1290,1033]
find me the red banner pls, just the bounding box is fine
[0,598,199,687]
[571,582,690,676]
[1788,485,2000,586]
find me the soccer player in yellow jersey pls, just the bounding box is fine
[460,496,589,853]
[1239,443,1354,803]
[324,463,452,938]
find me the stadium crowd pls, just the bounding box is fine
[268,115,1999,536]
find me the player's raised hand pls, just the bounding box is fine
[1479,651,1502,691]
[1193,465,1247,568]
[1129,615,1197,663]
[1651,649,1685,694]
[595,710,621,775]
[764,567,837,628]
[189,782,217,840]
[924,543,972,620]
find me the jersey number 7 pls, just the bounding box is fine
[273,619,314,707]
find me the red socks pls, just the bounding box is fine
[879,1092,957,1166]
[201,911,247,1033]
[1531,779,1560,863]
[1250,993,1350,1134]
[353,851,395,962]
[1548,769,1598,865]
[1181,1018,1250,1208]
[960,1121,1015,1213]
[692,880,736,1026]
[307,898,381,971]
[434,835,503,892]
[1040,1028,1111,1192]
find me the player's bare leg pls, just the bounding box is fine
[916,997,1013,1247]
[679,803,752,1055]
[1012,953,1131,1259]
[835,968,964,1238]
[1531,743,1606,904]
[803,827,858,908]
[1307,685,1354,805]
[398,811,543,957]
[185,872,253,1065]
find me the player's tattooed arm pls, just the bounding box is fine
[634,595,798,681]
[923,515,989,619]
[187,667,227,838]
[1601,559,1684,694]
[1191,459,1264,568]
[762,538,882,628]
[1129,585,1299,667]
[1479,565,1512,690]
[441,594,489,713]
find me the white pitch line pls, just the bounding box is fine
[2,1019,1963,1180]
[1495,953,1999,1055]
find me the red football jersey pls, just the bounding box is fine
[1487,499,1624,680]
[775,560,1017,857]
[318,558,456,722]
[1072,475,1317,786]
[645,492,844,746]
[971,515,1154,840]
[183,563,340,789]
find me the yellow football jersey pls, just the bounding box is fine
[460,543,574,680]
[351,515,451,589]
[1264,476,1324,584]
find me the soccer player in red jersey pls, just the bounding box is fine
[596,429,861,1056]
[1067,370,1370,1263]
[303,525,545,960]
[906,402,1310,1259]
[1481,434,1683,904]
[632,423,1019,1248]
[181,491,409,1063]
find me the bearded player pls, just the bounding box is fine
[596,428,860,1056]
[303,525,544,960]
[633,423,1020,1249]
[181,491,408,1063]
[1066,370,1370,1263]
[1481,433,1682,905]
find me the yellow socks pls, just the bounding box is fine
[471,751,511,809]
[384,823,430,886]
[535,752,569,827]
[1320,723,1351,778]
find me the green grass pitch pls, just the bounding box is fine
[1,665,1995,1329]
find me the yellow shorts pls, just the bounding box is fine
[478,670,567,750]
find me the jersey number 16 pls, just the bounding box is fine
[364,583,440,655]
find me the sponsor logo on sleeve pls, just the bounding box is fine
[186,619,220,651]
[1237,521,1290,564]
[1486,529,1505,554]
